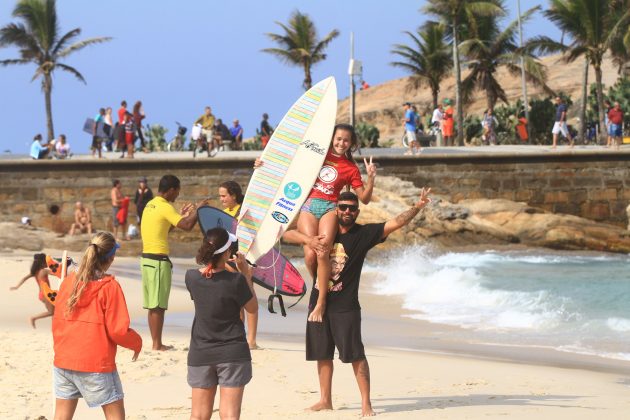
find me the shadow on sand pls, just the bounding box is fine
[338,394,596,414]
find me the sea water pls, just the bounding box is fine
[370,248,630,361]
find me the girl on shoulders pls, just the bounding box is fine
[52,232,142,419]
[186,227,258,420]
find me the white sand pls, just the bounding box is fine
[2,250,630,419]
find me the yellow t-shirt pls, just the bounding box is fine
[223,204,241,217]
[141,196,183,255]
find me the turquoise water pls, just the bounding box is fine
[371,248,630,360]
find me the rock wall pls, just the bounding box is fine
[0,151,628,235]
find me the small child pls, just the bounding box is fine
[10,253,54,328]
[52,232,142,418]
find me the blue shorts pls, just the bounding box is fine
[609,123,622,137]
[54,367,124,408]
[301,198,336,220]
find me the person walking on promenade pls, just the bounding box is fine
[124,112,135,159]
[132,101,147,152]
[442,99,455,146]
[141,175,207,351]
[195,106,216,146]
[92,108,105,159]
[482,108,498,146]
[52,232,142,419]
[608,102,624,150]
[551,96,574,149]
[104,107,114,151]
[115,100,127,153]
[402,102,420,155]
[135,177,153,226]
[69,201,93,235]
[283,188,432,417]
[260,113,273,148]
[186,228,257,420]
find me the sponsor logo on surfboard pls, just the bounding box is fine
[302,139,326,155]
[284,182,302,200]
[271,211,289,224]
[275,197,296,212]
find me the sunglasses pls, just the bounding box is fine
[338,204,359,212]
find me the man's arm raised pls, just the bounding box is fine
[382,187,432,239]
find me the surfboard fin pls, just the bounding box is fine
[268,293,287,317]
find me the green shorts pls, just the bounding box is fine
[141,254,172,310]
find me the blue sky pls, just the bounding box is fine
[0,0,559,153]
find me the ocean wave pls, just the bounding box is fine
[606,317,630,332]
[373,247,576,331]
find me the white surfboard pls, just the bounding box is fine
[237,77,337,263]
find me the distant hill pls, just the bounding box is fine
[338,53,618,142]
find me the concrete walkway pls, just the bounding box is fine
[3,144,629,162]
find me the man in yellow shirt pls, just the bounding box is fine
[141,174,206,350]
[195,106,215,144]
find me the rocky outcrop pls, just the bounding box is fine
[359,177,630,254]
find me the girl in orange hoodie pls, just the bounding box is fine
[52,232,142,419]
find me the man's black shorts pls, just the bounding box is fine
[306,310,365,363]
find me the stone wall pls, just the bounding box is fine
[0,151,628,233]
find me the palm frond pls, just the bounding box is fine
[56,36,112,58]
[56,62,85,83]
[51,27,80,56]
[0,58,31,66]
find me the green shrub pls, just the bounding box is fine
[144,124,168,151]
[355,122,380,148]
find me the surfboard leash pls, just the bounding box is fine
[266,227,287,317]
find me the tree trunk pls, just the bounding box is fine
[579,57,588,143]
[44,73,54,141]
[452,22,464,146]
[303,60,312,90]
[594,61,607,144]
[432,88,438,110]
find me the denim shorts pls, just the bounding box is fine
[301,198,336,220]
[188,361,252,388]
[54,367,124,408]
[609,123,622,137]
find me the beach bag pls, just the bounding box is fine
[116,197,130,224]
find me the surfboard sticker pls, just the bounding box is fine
[197,206,306,297]
[237,77,337,263]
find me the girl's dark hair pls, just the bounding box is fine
[332,123,358,159]
[219,181,244,205]
[30,253,47,276]
[196,228,230,266]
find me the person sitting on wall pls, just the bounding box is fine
[30,134,52,160]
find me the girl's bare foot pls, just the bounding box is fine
[29,317,36,329]
[248,342,260,350]
[153,344,173,351]
[362,404,376,417]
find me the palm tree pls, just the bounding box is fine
[0,0,110,141]
[423,0,504,145]
[533,0,630,143]
[390,22,453,110]
[263,10,339,90]
[458,3,552,109]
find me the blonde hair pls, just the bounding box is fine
[66,232,117,313]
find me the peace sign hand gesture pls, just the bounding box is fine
[363,156,376,179]
[415,187,432,209]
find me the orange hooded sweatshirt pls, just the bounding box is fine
[53,273,142,373]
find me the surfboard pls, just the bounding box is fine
[197,206,306,297]
[82,117,109,138]
[236,77,337,263]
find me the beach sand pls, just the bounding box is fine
[2,250,630,419]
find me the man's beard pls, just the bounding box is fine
[338,214,355,227]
